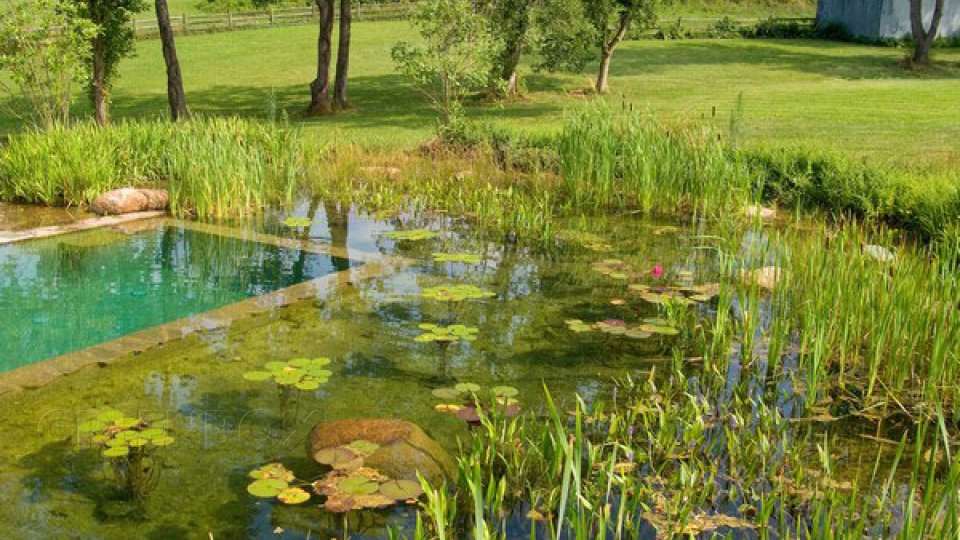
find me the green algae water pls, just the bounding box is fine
[0,226,355,372]
[0,205,889,539]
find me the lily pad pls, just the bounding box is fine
[151,436,175,447]
[346,440,380,457]
[249,463,296,482]
[247,478,289,498]
[383,229,438,241]
[277,487,311,505]
[314,447,361,470]
[282,216,313,228]
[455,382,481,393]
[432,387,462,400]
[78,420,106,433]
[379,479,424,500]
[243,371,272,382]
[491,386,519,398]
[432,253,482,264]
[102,446,130,458]
[97,410,124,423]
[339,475,380,496]
[421,285,495,302]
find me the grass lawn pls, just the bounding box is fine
[2,18,958,168]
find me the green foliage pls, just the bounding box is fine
[743,145,960,241]
[0,117,302,218]
[0,0,97,127]
[383,229,439,241]
[391,0,499,126]
[414,323,479,343]
[243,357,332,391]
[421,285,496,302]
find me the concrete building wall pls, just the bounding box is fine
[818,0,960,39]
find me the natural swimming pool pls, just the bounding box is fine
[0,224,357,373]
[0,203,908,539]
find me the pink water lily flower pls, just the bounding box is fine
[651,265,664,278]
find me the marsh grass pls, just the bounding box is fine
[0,117,304,218]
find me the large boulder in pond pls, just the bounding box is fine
[308,418,455,485]
[90,188,169,215]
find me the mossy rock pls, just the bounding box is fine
[307,418,455,485]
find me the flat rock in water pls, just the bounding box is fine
[743,266,784,290]
[863,244,895,263]
[91,188,169,215]
[744,204,776,221]
[308,418,455,485]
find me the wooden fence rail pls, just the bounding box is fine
[130,2,408,38]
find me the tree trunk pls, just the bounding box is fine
[910,0,945,66]
[501,39,523,96]
[334,0,351,109]
[308,0,335,115]
[594,12,632,94]
[155,0,188,120]
[596,49,613,94]
[89,6,109,126]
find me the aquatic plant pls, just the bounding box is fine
[414,323,479,343]
[431,383,520,425]
[432,252,482,264]
[420,285,496,302]
[242,357,332,391]
[247,440,425,513]
[555,230,613,252]
[0,118,302,218]
[383,229,439,241]
[282,216,313,228]
[78,410,175,500]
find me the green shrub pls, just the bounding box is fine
[743,145,960,239]
[0,117,303,218]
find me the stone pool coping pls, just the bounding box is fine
[0,218,409,396]
[0,211,167,245]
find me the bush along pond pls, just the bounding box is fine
[0,107,957,538]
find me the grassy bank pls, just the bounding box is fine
[2,20,958,169]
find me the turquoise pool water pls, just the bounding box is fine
[0,225,354,372]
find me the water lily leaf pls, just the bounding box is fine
[421,285,495,302]
[314,447,360,469]
[432,253,482,264]
[339,475,379,496]
[277,487,311,505]
[432,388,462,400]
[151,436,175,447]
[140,428,166,440]
[491,386,519,398]
[97,410,124,423]
[115,430,140,441]
[282,216,313,228]
[249,463,296,482]
[455,382,481,393]
[247,478,289,498]
[383,229,438,241]
[295,380,321,391]
[287,358,313,368]
[114,418,141,429]
[242,370,273,382]
[346,440,380,457]
[379,479,424,501]
[264,361,287,371]
[91,434,109,444]
[127,437,149,448]
[102,446,130,458]
[106,438,129,447]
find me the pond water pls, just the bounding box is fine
[0,201,879,539]
[0,226,356,372]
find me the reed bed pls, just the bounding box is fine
[0,117,303,218]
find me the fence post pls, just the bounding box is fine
[228,11,234,29]
[131,17,137,36]
[181,13,188,35]
[269,7,274,26]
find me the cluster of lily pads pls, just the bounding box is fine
[247,440,424,513]
[415,323,479,343]
[628,282,719,306]
[383,229,439,241]
[243,357,333,391]
[432,383,520,425]
[421,284,496,302]
[78,410,175,459]
[565,318,680,339]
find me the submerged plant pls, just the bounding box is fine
[421,285,496,302]
[415,323,479,343]
[243,357,333,391]
[383,229,439,241]
[78,410,175,500]
[556,230,614,252]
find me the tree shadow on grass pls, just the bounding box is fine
[611,39,960,81]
